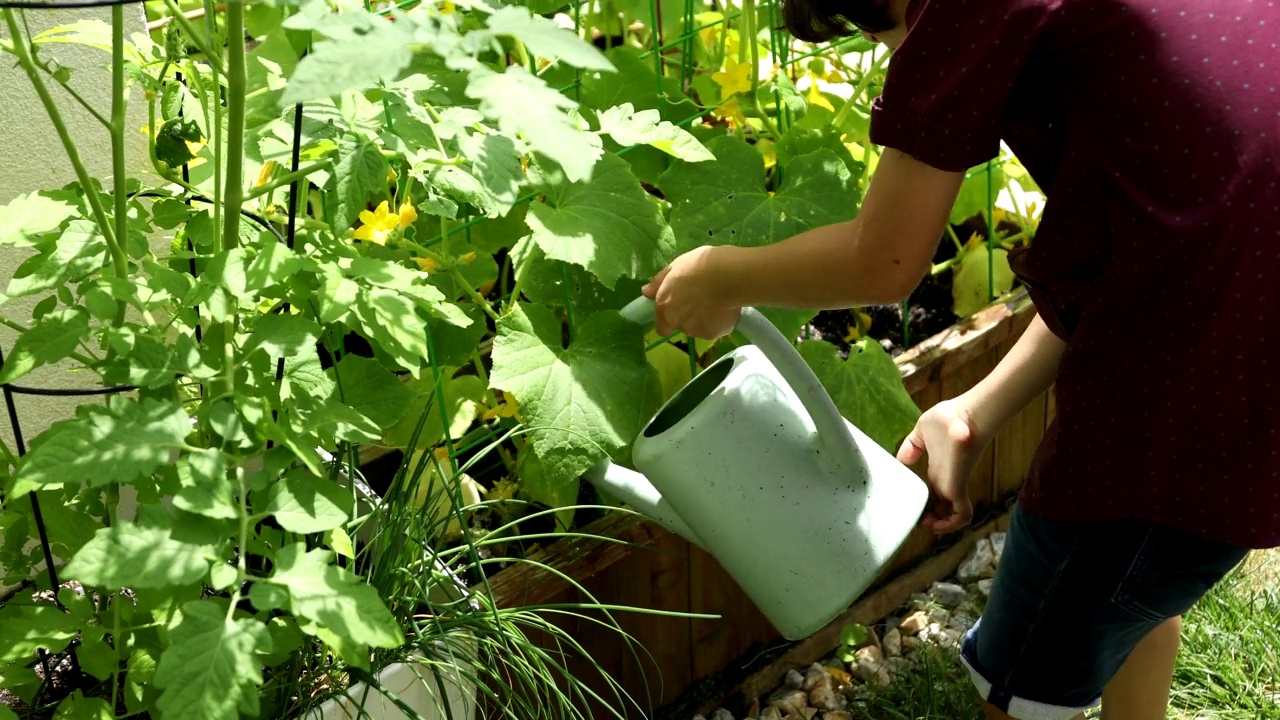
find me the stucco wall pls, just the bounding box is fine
[0,6,152,448]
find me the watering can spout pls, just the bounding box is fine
[582,461,702,548]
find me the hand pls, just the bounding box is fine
[642,246,742,339]
[896,398,988,534]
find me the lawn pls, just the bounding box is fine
[849,549,1280,719]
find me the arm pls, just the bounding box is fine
[958,312,1065,438]
[719,148,966,309]
[643,148,965,337]
[898,312,1065,533]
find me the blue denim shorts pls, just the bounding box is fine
[960,503,1250,719]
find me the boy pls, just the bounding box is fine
[640,0,1280,718]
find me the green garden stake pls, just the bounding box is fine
[583,297,929,640]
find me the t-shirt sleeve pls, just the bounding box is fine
[869,0,1053,172]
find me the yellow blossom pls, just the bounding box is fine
[483,391,520,421]
[398,201,417,228]
[806,74,835,112]
[412,256,441,272]
[843,310,873,342]
[256,160,277,188]
[353,201,400,245]
[712,56,752,101]
[713,97,750,129]
[438,0,455,12]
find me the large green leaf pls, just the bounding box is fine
[484,6,612,71]
[0,308,90,385]
[2,218,106,302]
[332,355,415,429]
[526,153,675,289]
[351,288,431,373]
[516,444,575,530]
[950,161,1007,225]
[64,515,219,589]
[427,303,489,368]
[466,65,602,183]
[952,240,1015,317]
[451,132,525,218]
[263,470,353,533]
[597,103,715,162]
[511,241,644,313]
[776,124,864,179]
[657,136,860,252]
[244,313,320,359]
[0,191,78,247]
[13,398,191,494]
[281,13,414,105]
[490,304,661,484]
[154,600,270,720]
[797,338,919,452]
[266,544,402,666]
[0,605,80,663]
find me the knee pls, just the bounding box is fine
[1159,614,1182,636]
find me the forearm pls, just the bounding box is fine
[714,218,927,310]
[958,313,1065,438]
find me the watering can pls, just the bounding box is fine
[583,297,930,640]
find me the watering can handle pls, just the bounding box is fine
[620,297,861,463]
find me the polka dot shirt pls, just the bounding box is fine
[870,0,1280,549]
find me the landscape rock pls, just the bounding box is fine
[768,690,808,715]
[803,663,829,692]
[809,681,847,712]
[711,710,735,720]
[930,581,967,608]
[901,635,923,652]
[978,578,995,597]
[882,628,902,658]
[822,712,853,720]
[951,611,977,634]
[761,708,784,720]
[989,531,1006,561]
[958,539,995,582]
[898,611,929,635]
[852,646,885,685]
[785,669,805,690]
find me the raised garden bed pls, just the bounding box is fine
[466,293,1048,719]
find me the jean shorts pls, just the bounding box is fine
[959,503,1250,719]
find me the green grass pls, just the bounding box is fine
[850,549,1280,720]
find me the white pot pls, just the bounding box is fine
[306,642,478,720]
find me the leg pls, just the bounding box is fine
[1099,615,1182,720]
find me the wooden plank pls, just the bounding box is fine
[612,532,694,716]
[705,511,1014,716]
[897,295,1034,396]
[689,546,777,682]
[487,513,668,608]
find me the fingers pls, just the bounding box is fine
[927,495,974,534]
[642,265,672,300]
[896,428,925,466]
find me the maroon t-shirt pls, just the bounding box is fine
[870,0,1280,549]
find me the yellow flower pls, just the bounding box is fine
[483,391,520,421]
[806,74,835,112]
[396,198,417,226]
[412,256,441,272]
[256,160,277,188]
[712,56,752,101]
[843,310,873,342]
[438,0,455,12]
[353,201,400,245]
[713,97,750,129]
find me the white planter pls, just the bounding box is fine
[307,643,478,720]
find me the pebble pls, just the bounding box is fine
[711,710,734,720]
[882,628,902,658]
[767,690,808,715]
[957,539,995,582]
[951,611,977,634]
[990,531,1007,561]
[852,646,886,685]
[898,611,929,635]
[809,681,846,712]
[929,581,967,608]
[785,669,805,690]
[901,635,923,652]
[823,712,853,720]
[761,708,784,720]
[802,663,828,692]
[978,578,995,597]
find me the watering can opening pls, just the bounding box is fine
[642,353,738,439]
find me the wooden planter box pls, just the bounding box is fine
[476,294,1053,719]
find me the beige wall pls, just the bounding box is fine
[0,6,152,448]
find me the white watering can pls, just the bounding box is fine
[583,297,930,640]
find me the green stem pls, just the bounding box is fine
[40,63,110,128]
[2,10,122,266]
[110,598,121,710]
[229,468,250,622]
[400,239,501,322]
[109,6,130,329]
[831,49,887,129]
[243,160,331,202]
[0,316,99,366]
[945,224,965,253]
[222,5,246,254]
[740,0,778,138]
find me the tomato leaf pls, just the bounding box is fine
[154,600,271,720]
